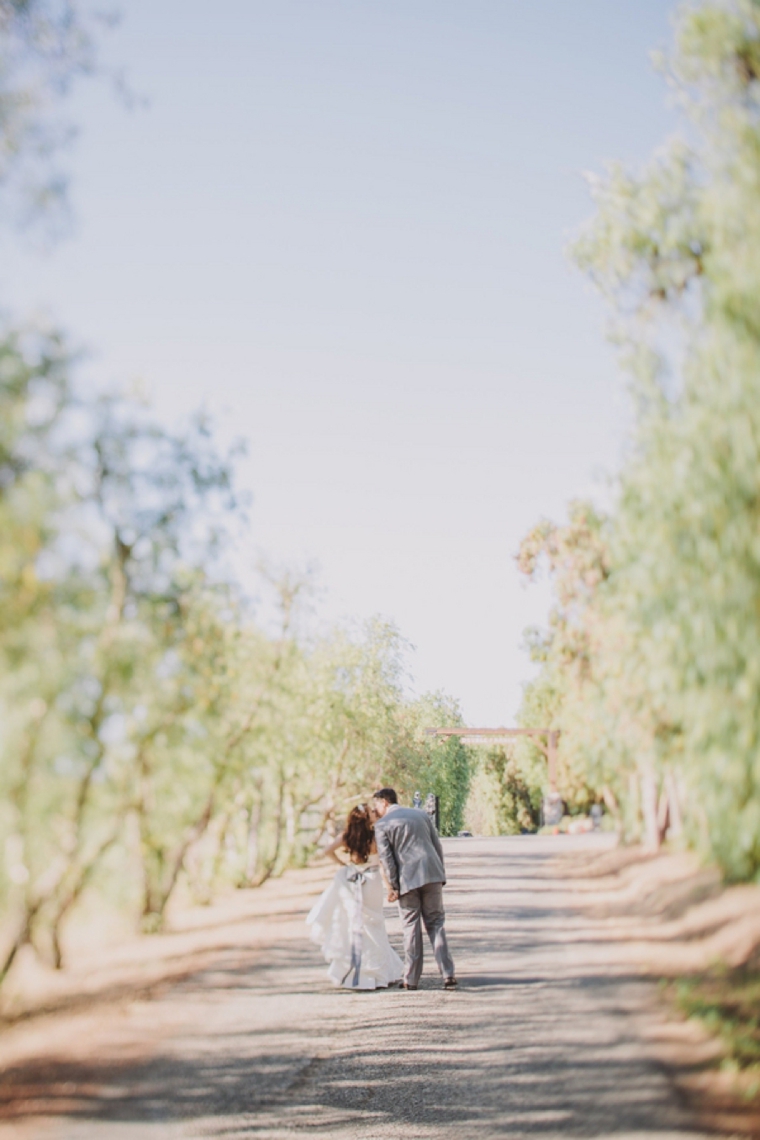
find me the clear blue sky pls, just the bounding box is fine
[2,0,677,724]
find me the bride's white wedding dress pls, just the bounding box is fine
[307,855,403,989]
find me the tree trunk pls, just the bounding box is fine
[0,887,48,985]
[640,763,660,850]
[143,789,218,932]
[665,770,683,838]
[601,784,620,818]
[141,848,165,932]
[625,770,639,843]
[245,799,261,884]
[252,774,285,887]
[0,917,31,986]
[206,810,232,897]
[656,780,671,847]
[48,830,120,968]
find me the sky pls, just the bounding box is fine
[1,0,678,725]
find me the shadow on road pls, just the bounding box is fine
[0,836,717,1139]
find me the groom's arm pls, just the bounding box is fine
[375,824,400,897]
[425,813,446,882]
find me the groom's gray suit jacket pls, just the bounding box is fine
[375,806,446,896]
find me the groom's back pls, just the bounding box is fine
[375,806,446,896]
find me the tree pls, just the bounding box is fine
[521,0,760,877]
[383,692,472,836]
[0,340,242,967]
[0,0,111,226]
[464,746,540,837]
[516,503,614,816]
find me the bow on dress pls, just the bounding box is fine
[341,865,374,988]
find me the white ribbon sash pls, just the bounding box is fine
[341,865,378,988]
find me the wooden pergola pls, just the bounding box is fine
[425,727,560,791]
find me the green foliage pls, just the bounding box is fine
[0,0,107,224]
[0,0,475,977]
[428,735,471,837]
[381,692,473,836]
[464,747,540,836]
[675,968,760,1072]
[516,504,616,815]
[0,328,472,972]
[519,0,760,878]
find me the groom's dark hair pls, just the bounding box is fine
[373,787,398,805]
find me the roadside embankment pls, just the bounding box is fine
[551,841,760,1135]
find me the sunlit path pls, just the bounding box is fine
[1,836,715,1140]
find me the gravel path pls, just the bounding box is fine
[1,836,717,1140]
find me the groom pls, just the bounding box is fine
[372,787,457,990]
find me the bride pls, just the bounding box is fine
[307,803,403,990]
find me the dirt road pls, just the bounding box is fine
[1,836,717,1139]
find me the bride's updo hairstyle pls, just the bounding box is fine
[343,804,374,863]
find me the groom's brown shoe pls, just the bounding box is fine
[400,982,418,990]
[443,977,458,989]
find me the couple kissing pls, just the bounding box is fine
[307,787,457,991]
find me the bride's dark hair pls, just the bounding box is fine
[343,804,374,863]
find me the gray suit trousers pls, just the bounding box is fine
[398,881,455,987]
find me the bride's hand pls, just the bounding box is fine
[387,888,399,902]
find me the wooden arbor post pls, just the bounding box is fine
[425,727,561,791]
